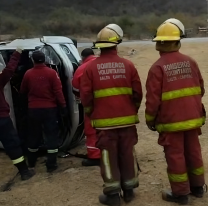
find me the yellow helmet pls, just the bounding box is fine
[93,27,122,49]
[164,18,186,37]
[105,24,124,39]
[153,22,181,42]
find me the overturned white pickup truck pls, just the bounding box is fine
[0,36,85,154]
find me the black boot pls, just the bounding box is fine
[20,169,35,181]
[15,160,35,181]
[162,190,189,205]
[190,186,204,198]
[99,194,120,206]
[46,153,58,173]
[82,158,100,167]
[27,151,38,168]
[123,189,135,203]
[47,165,58,173]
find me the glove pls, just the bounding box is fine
[16,47,24,54]
[146,121,156,131]
[60,107,68,117]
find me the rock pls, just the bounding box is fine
[127,49,137,56]
[64,168,78,174]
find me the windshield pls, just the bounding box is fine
[30,46,61,66]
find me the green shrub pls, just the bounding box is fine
[0,8,207,39]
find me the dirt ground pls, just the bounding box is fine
[1,41,208,206]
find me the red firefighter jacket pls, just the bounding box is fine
[72,55,96,135]
[20,64,66,108]
[145,51,205,133]
[80,49,143,129]
[0,51,21,117]
[72,55,96,96]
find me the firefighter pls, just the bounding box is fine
[145,21,205,205]
[20,50,66,173]
[0,48,34,180]
[72,48,100,166]
[80,24,143,206]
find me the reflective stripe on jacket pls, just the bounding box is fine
[145,51,205,133]
[80,49,143,129]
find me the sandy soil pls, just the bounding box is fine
[0,42,208,206]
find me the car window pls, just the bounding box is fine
[39,46,61,66]
[60,44,79,66]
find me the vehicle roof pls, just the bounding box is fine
[0,36,75,50]
[0,38,44,50]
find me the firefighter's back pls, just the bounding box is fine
[22,65,62,109]
[80,25,142,205]
[151,51,204,132]
[85,50,142,129]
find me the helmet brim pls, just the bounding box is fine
[92,42,118,49]
[153,36,181,42]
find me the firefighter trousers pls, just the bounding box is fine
[27,108,59,169]
[158,129,205,196]
[96,126,139,195]
[0,117,28,171]
[84,115,100,159]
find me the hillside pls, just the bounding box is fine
[0,0,205,16]
[0,0,206,39]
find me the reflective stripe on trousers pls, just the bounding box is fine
[168,166,204,183]
[168,172,188,183]
[12,156,24,165]
[87,146,100,150]
[123,147,139,188]
[47,149,58,153]
[102,149,120,192]
[91,115,139,128]
[102,149,112,180]
[190,167,204,176]
[104,182,120,189]
[28,148,39,152]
